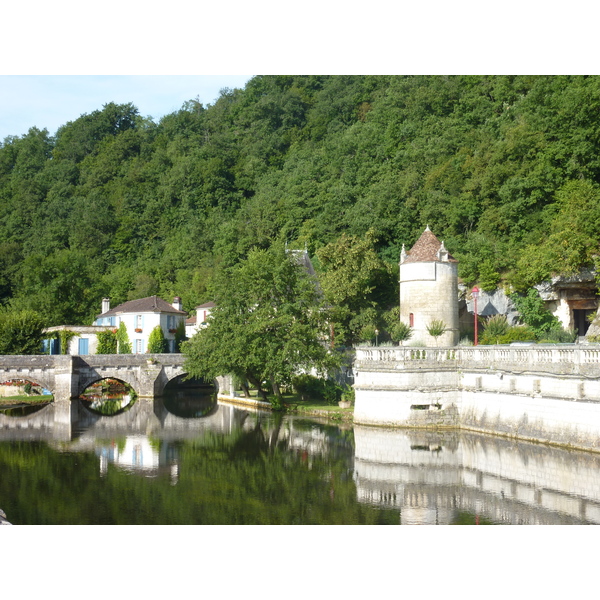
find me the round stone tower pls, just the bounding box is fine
[399,226,459,347]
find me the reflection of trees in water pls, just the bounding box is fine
[162,377,217,419]
[162,390,217,419]
[0,404,48,418]
[0,416,395,525]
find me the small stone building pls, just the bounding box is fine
[535,271,598,336]
[399,227,459,347]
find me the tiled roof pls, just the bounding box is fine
[196,301,216,309]
[403,228,458,263]
[98,296,187,318]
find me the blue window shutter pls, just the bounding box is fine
[78,338,89,355]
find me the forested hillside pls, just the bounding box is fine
[2,75,600,333]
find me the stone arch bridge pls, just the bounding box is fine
[0,354,231,403]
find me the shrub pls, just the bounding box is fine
[493,326,537,345]
[116,322,131,354]
[292,374,344,405]
[147,325,167,353]
[391,322,412,345]
[538,327,577,344]
[174,320,186,352]
[341,387,355,404]
[480,314,509,345]
[359,324,377,344]
[510,289,561,335]
[96,330,117,354]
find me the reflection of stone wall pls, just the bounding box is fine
[354,427,600,524]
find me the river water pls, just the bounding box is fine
[1,389,600,525]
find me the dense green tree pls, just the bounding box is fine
[0,308,46,354]
[182,245,339,402]
[4,76,600,333]
[315,230,396,345]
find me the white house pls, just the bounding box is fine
[185,301,215,338]
[44,325,113,355]
[95,296,188,353]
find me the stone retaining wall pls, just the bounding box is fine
[354,345,600,451]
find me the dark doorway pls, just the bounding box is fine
[573,309,594,336]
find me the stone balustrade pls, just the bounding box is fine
[355,344,600,376]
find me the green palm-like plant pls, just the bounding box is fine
[480,314,509,345]
[426,319,447,346]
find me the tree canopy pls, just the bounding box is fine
[1,76,600,330]
[182,245,339,401]
[0,307,46,354]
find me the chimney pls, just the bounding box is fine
[102,298,110,314]
[438,241,449,262]
[172,297,183,311]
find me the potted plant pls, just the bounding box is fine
[338,387,354,408]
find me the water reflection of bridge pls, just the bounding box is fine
[354,427,600,524]
[0,397,245,442]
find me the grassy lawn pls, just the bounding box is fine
[235,389,354,416]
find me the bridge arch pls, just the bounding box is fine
[76,371,143,399]
[162,372,217,390]
[0,374,55,401]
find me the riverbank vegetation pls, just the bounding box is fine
[2,76,600,352]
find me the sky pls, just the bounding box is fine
[0,75,252,141]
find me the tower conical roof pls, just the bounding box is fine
[402,228,457,263]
